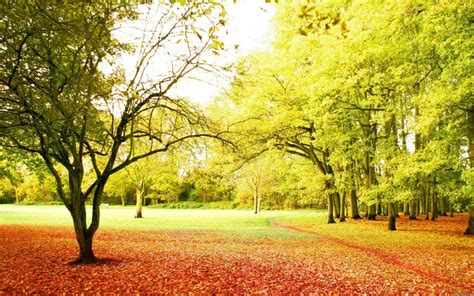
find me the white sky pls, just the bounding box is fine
[173,0,276,105]
[109,1,275,106]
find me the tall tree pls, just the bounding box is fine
[0,1,229,263]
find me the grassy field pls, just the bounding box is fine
[0,205,314,238]
[0,205,473,294]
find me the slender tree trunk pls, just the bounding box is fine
[135,186,144,218]
[464,205,474,235]
[257,196,261,213]
[431,189,438,221]
[15,189,19,204]
[439,195,447,216]
[339,192,346,222]
[425,186,430,220]
[388,202,396,231]
[377,201,382,216]
[253,191,258,214]
[120,194,126,206]
[420,187,425,215]
[403,202,409,216]
[415,198,420,216]
[409,199,417,220]
[468,104,474,167]
[350,189,361,219]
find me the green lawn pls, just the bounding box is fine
[0,204,321,239]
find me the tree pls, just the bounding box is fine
[0,1,229,263]
[235,154,284,214]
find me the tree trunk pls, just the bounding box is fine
[70,195,97,263]
[403,202,409,216]
[368,204,377,220]
[431,189,438,221]
[253,191,258,214]
[135,186,144,218]
[74,225,96,263]
[439,195,447,216]
[333,193,341,219]
[257,196,261,213]
[394,202,400,218]
[328,193,336,224]
[464,205,474,235]
[420,187,425,215]
[339,192,346,222]
[425,186,430,220]
[388,202,396,231]
[468,104,474,167]
[15,189,19,204]
[350,189,361,219]
[120,194,126,206]
[409,199,417,220]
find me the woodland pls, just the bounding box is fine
[0,0,473,283]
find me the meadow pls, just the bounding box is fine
[0,205,473,294]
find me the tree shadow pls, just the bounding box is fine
[67,257,124,266]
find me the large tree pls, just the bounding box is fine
[0,1,229,263]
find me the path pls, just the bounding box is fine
[271,221,472,290]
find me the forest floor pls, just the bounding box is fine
[0,206,473,294]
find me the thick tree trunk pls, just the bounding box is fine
[464,206,474,235]
[333,193,341,219]
[135,187,144,218]
[70,196,97,263]
[368,204,377,220]
[74,227,96,263]
[350,189,361,219]
[388,202,396,231]
[328,193,336,224]
[339,192,346,222]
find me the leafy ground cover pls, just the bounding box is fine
[0,205,473,294]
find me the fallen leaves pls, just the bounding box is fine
[0,215,473,294]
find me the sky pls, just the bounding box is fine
[110,0,276,106]
[173,0,276,105]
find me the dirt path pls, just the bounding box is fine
[272,221,472,290]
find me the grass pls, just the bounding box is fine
[0,204,320,239]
